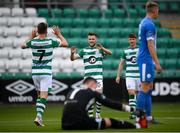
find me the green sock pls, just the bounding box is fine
[36,98,47,118]
[129,94,136,116]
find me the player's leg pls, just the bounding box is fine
[126,78,137,119]
[34,75,52,126]
[95,80,103,118]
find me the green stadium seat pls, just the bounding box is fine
[170,2,179,12]
[159,2,167,12]
[63,8,76,18]
[158,28,171,38]
[98,18,110,28]
[38,8,49,18]
[119,39,129,48]
[114,49,123,59]
[85,18,98,27]
[122,18,137,27]
[47,18,60,26]
[61,28,70,38]
[159,59,165,67]
[175,70,180,78]
[166,48,178,58]
[103,9,113,18]
[112,60,119,69]
[119,29,132,37]
[103,70,116,78]
[157,48,166,59]
[136,8,146,18]
[170,39,180,48]
[72,18,85,28]
[103,60,113,70]
[81,28,96,37]
[110,18,123,27]
[108,28,120,38]
[108,0,122,9]
[69,28,82,38]
[59,18,72,28]
[164,59,177,69]
[113,9,125,18]
[127,9,138,18]
[161,70,176,78]
[109,39,118,48]
[177,59,180,69]
[89,9,101,18]
[79,39,88,48]
[153,20,161,27]
[68,38,80,47]
[96,28,108,38]
[51,8,62,17]
[78,9,89,18]
[157,38,169,48]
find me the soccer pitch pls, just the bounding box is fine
[0,103,180,132]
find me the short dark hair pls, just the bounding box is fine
[146,1,159,13]
[88,32,97,37]
[83,77,97,84]
[128,33,137,38]
[37,22,48,34]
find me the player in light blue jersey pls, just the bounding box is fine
[137,1,162,123]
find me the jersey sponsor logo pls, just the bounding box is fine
[152,82,180,96]
[6,80,35,102]
[127,56,137,64]
[88,56,97,64]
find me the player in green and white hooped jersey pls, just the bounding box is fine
[21,22,68,126]
[116,33,140,119]
[70,32,112,118]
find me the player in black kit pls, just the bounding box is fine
[61,77,147,130]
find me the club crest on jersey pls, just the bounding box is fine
[88,56,96,64]
[130,56,136,63]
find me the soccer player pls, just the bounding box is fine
[116,33,140,119]
[21,22,68,126]
[62,77,147,130]
[70,32,112,118]
[137,1,162,123]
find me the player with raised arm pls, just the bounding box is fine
[61,77,147,130]
[21,22,68,126]
[70,32,112,118]
[116,33,140,119]
[137,1,162,123]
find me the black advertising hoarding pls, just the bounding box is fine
[0,78,179,103]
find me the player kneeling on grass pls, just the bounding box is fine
[21,22,68,126]
[61,77,147,130]
[116,33,140,119]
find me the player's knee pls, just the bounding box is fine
[141,82,151,93]
[128,89,136,95]
[104,118,111,128]
[40,91,48,99]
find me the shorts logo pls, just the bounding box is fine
[147,74,151,79]
[88,56,96,64]
[6,80,35,96]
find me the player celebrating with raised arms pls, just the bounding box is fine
[116,33,140,119]
[70,32,112,118]
[137,1,162,123]
[21,22,68,126]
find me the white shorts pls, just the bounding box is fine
[126,78,141,91]
[96,80,103,91]
[32,75,52,91]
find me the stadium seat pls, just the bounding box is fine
[112,60,119,69]
[177,60,180,69]
[166,48,178,58]
[22,49,32,59]
[19,60,32,73]
[53,48,63,58]
[33,17,46,26]
[157,48,166,59]
[72,18,85,28]
[51,8,62,17]
[63,8,76,18]
[11,8,24,17]
[1,38,13,48]
[85,18,98,27]
[157,38,169,48]
[122,18,137,27]
[78,9,89,18]
[159,2,168,12]
[98,18,110,28]
[114,49,123,59]
[0,27,4,37]
[60,59,73,73]
[69,28,82,38]
[0,7,11,16]
[113,9,125,18]
[96,28,108,38]
[103,9,113,18]
[38,8,49,18]
[127,9,138,18]
[79,39,88,48]
[89,9,101,18]
[60,18,72,28]
[9,49,22,60]
[170,2,179,12]
[52,59,61,73]
[110,18,123,28]
[25,8,37,17]
[0,61,6,73]
[108,28,120,37]
[21,18,34,27]
[6,60,19,73]
[103,60,113,70]
[72,59,84,73]
[17,27,32,37]
[13,37,25,48]
[61,48,70,59]
[164,59,177,69]
[7,17,21,27]
[61,28,70,38]
[158,28,171,38]
[0,49,9,59]
[68,38,80,47]
[47,18,61,26]
[0,17,8,26]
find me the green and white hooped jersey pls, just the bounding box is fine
[26,37,60,76]
[121,47,140,78]
[77,47,104,81]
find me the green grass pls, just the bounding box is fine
[0,103,180,132]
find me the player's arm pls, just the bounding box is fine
[52,26,68,47]
[116,59,125,84]
[70,46,80,61]
[94,91,133,113]
[96,43,112,55]
[21,28,37,49]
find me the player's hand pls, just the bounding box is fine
[155,63,162,73]
[96,43,103,50]
[52,26,61,36]
[31,28,37,38]
[71,46,77,54]
[116,76,120,84]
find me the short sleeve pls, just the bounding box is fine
[146,23,156,41]
[121,50,125,60]
[52,39,60,48]
[26,40,31,48]
[77,49,84,58]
